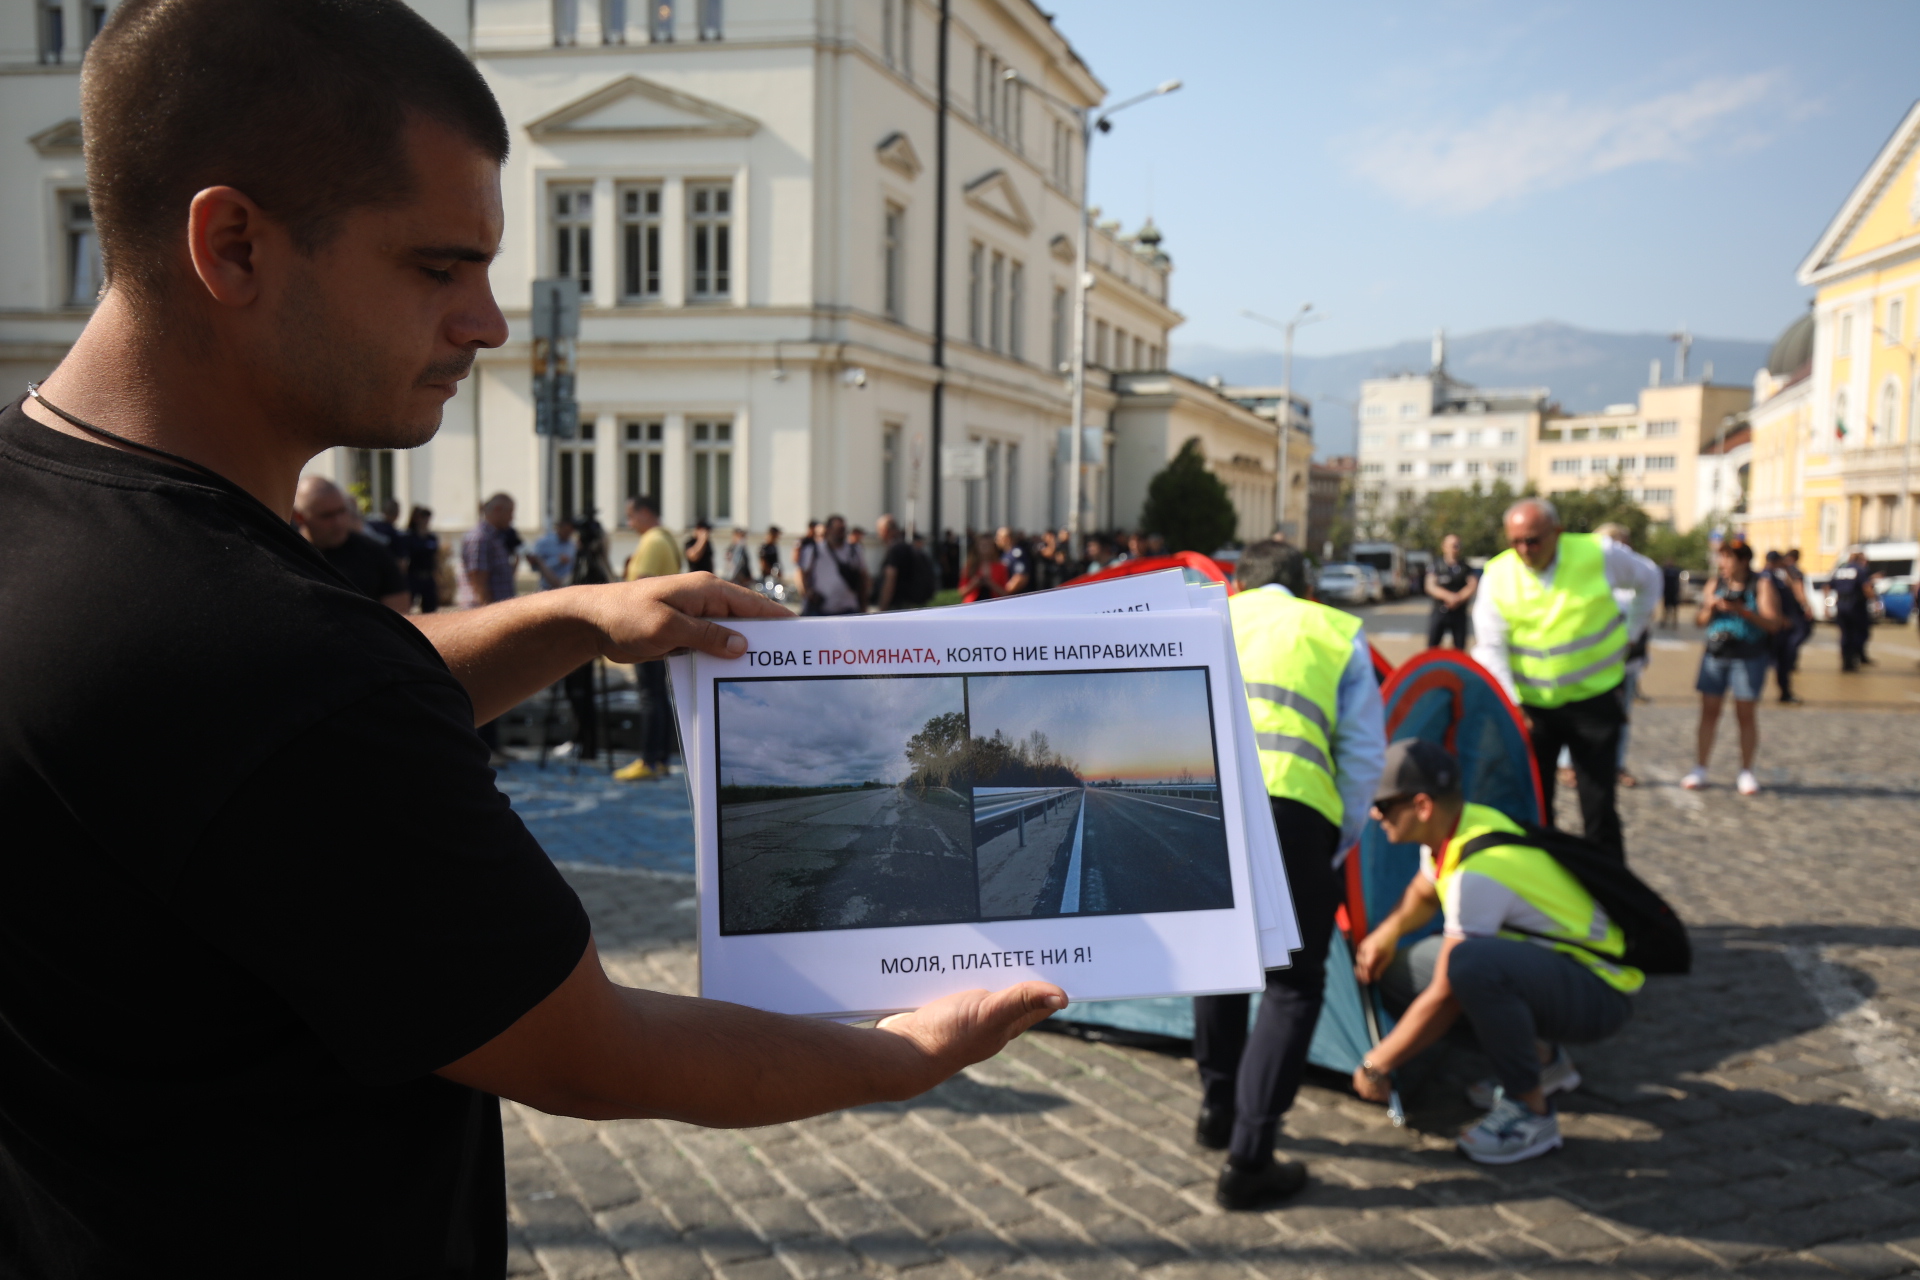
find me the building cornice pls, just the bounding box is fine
[1798,98,1920,286]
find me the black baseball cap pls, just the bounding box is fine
[1372,739,1461,806]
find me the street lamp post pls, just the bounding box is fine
[1243,304,1323,540]
[1874,324,1919,539]
[1007,68,1179,556]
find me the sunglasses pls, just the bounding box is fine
[1370,794,1417,821]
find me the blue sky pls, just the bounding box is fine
[1045,0,1920,355]
[967,670,1218,782]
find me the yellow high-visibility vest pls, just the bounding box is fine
[1230,587,1362,827]
[1435,803,1645,994]
[1481,533,1626,708]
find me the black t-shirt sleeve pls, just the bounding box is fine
[179,680,591,1085]
[369,539,407,596]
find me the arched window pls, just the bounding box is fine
[1880,379,1901,445]
[1835,389,1850,444]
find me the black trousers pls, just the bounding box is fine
[637,659,673,768]
[1192,797,1341,1166]
[1838,609,1870,670]
[1427,608,1468,649]
[1772,618,1808,698]
[564,661,599,757]
[1526,689,1625,862]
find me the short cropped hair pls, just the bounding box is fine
[1235,541,1309,595]
[83,0,509,301]
[626,495,660,517]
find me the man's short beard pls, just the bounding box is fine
[275,263,460,451]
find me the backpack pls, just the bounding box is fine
[1457,821,1691,975]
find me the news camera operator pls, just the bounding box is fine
[0,3,1064,1271]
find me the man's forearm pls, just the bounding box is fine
[1373,983,1460,1070]
[414,588,600,724]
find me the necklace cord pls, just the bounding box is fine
[25,382,231,486]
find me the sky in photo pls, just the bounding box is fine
[716,676,965,787]
[1044,0,1920,353]
[966,669,1219,784]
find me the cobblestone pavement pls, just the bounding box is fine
[507,705,1920,1280]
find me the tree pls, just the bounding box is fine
[1139,437,1237,553]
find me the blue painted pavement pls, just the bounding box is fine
[494,759,695,876]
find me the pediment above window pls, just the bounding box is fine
[1049,233,1074,263]
[963,169,1033,235]
[876,131,922,180]
[30,118,82,156]
[527,75,759,140]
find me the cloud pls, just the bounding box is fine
[717,676,964,788]
[1345,72,1787,214]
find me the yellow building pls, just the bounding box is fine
[1741,313,1814,557]
[1795,99,1920,572]
[1528,382,1751,531]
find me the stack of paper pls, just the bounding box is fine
[666,569,1300,1019]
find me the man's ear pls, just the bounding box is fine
[185,186,277,308]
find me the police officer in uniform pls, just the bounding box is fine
[1471,499,1659,862]
[1192,541,1385,1210]
[1831,550,1875,672]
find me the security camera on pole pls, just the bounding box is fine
[531,277,581,532]
[1003,67,1180,557]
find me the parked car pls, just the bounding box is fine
[1315,562,1371,605]
[1358,564,1385,603]
[1879,574,1914,624]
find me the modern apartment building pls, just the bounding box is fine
[1529,381,1752,532]
[1355,335,1547,511]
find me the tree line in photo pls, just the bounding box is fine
[903,712,1082,793]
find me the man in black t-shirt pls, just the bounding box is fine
[874,513,930,610]
[2,5,1065,1276]
[293,474,410,610]
[1424,533,1478,649]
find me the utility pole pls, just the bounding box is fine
[928,0,950,548]
[1243,304,1321,540]
[531,277,581,532]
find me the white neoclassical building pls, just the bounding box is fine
[3,0,1283,564]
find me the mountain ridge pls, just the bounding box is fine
[1171,320,1778,459]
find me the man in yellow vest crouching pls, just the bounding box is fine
[1353,740,1641,1164]
[1193,541,1385,1209]
[1471,498,1659,861]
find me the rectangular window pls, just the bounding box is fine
[698,0,721,41]
[1839,313,1853,357]
[1149,344,1162,369]
[975,46,987,122]
[1009,80,1024,153]
[1429,461,1452,478]
[1362,432,1382,448]
[883,203,904,322]
[968,242,984,344]
[1643,488,1674,505]
[1646,419,1678,437]
[1429,432,1453,448]
[558,444,596,521]
[1465,460,1482,475]
[1396,462,1415,475]
[1006,442,1020,523]
[1095,319,1109,367]
[1008,261,1025,360]
[1398,432,1415,447]
[623,420,664,504]
[1570,427,1589,441]
[1052,119,1070,187]
[899,0,911,78]
[601,0,627,43]
[1050,286,1068,371]
[62,193,101,307]
[1890,297,1905,345]
[552,184,593,296]
[1618,456,1638,471]
[1496,460,1517,475]
[649,0,674,41]
[882,424,901,517]
[1364,404,1386,419]
[690,419,733,524]
[1550,458,1582,474]
[1819,499,1842,551]
[989,252,1005,352]
[882,0,894,66]
[620,183,662,301]
[1360,462,1383,476]
[1500,429,1517,445]
[1645,454,1676,471]
[689,182,731,299]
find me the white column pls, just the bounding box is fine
[662,412,689,532]
[596,410,618,521]
[591,175,617,310]
[661,176,687,308]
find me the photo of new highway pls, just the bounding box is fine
[967,670,1234,919]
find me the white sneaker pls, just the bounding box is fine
[1458,1095,1563,1165]
[1680,766,1708,790]
[1737,769,1760,796]
[1466,1046,1581,1111]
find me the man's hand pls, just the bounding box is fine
[1353,927,1397,985]
[877,982,1067,1086]
[1351,1064,1393,1104]
[587,572,790,665]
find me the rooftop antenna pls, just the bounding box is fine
[1669,325,1693,383]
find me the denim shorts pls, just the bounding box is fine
[1695,652,1771,701]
